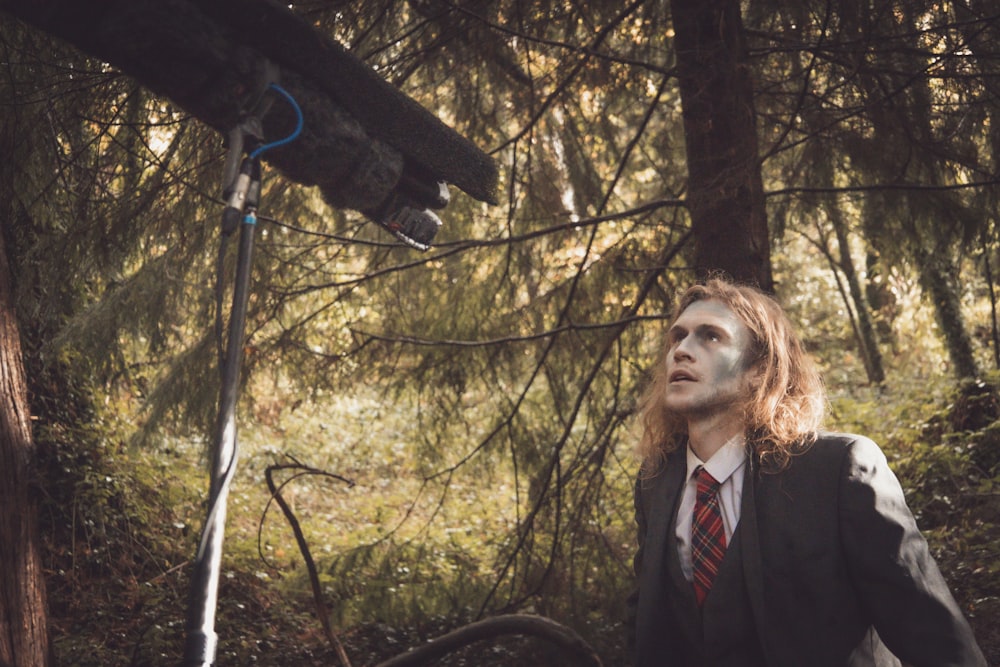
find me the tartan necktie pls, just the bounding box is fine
[691,465,726,606]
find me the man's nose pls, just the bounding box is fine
[672,338,694,360]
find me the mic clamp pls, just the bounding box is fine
[221,158,260,235]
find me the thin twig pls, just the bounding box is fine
[262,459,355,667]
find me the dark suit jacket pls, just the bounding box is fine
[627,433,987,667]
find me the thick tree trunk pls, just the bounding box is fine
[0,42,50,663]
[0,230,49,666]
[669,0,772,289]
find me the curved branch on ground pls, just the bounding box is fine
[373,614,603,667]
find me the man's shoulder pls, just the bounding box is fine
[809,431,878,450]
[750,432,892,501]
[786,431,887,471]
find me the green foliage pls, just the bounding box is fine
[826,374,1000,657]
[33,384,192,665]
[319,539,500,628]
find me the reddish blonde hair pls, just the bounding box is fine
[636,278,826,473]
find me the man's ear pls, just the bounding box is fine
[744,359,766,395]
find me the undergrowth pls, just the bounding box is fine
[34,375,1000,666]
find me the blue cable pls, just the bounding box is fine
[249,83,303,159]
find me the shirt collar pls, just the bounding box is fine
[686,433,747,484]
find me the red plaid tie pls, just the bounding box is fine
[691,466,726,606]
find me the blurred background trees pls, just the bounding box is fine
[2,0,1000,664]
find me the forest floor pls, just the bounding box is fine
[38,382,1000,666]
[43,532,1000,666]
[40,459,1000,665]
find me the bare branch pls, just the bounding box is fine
[373,614,603,667]
[352,314,669,349]
[262,459,355,667]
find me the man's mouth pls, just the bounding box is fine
[669,370,695,383]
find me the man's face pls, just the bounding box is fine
[663,299,756,425]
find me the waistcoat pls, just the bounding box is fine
[662,513,767,667]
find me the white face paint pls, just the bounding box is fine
[663,299,755,431]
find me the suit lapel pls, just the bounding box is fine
[640,453,687,585]
[653,450,701,641]
[636,453,689,659]
[740,455,776,665]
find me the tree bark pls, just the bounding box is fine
[0,229,49,666]
[911,239,980,379]
[669,0,772,289]
[829,205,886,384]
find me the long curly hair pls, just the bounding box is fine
[636,278,826,474]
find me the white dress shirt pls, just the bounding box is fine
[675,434,747,582]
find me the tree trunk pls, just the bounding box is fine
[829,205,886,384]
[911,239,980,380]
[0,230,49,666]
[984,247,1000,370]
[669,0,772,289]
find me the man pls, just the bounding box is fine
[627,278,987,667]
